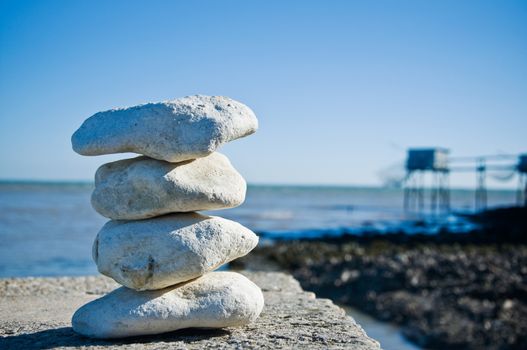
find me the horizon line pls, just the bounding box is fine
[0,178,519,192]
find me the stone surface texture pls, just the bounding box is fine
[91,153,246,220]
[94,214,258,291]
[0,272,381,349]
[71,95,258,162]
[72,272,264,339]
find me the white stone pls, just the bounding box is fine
[71,95,258,162]
[93,213,259,291]
[91,152,246,220]
[72,271,264,339]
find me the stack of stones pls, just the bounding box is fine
[70,95,264,339]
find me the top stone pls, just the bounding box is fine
[71,95,258,162]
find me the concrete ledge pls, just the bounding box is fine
[0,271,381,349]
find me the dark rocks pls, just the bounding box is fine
[235,240,527,349]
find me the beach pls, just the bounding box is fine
[0,182,524,349]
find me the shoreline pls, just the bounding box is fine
[233,206,527,349]
[1,205,525,348]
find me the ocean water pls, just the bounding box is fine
[0,181,518,278]
[343,306,421,350]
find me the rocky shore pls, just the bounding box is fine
[232,207,527,350]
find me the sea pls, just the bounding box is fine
[0,181,517,278]
[0,181,518,349]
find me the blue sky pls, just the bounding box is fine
[0,0,526,188]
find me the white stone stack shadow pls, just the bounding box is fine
[70,95,264,339]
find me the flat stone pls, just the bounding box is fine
[0,272,381,349]
[71,95,258,162]
[91,153,246,220]
[94,213,258,290]
[72,272,264,339]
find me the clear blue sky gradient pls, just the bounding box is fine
[1,0,526,187]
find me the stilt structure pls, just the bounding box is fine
[403,148,450,213]
[517,155,527,207]
[401,150,526,212]
[475,158,487,211]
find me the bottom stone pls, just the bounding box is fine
[71,271,264,339]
